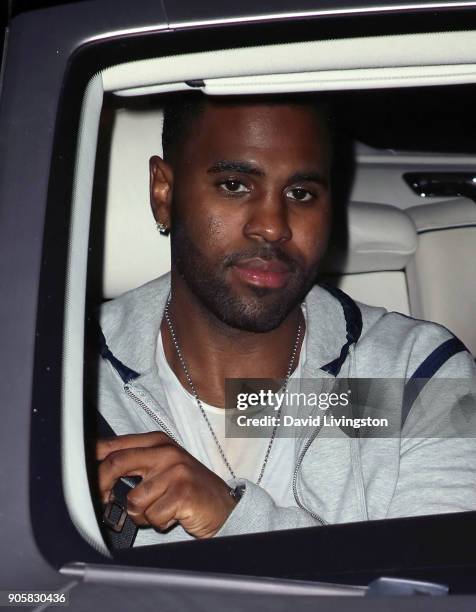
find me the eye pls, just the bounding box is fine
[218,179,251,195]
[218,179,250,193]
[286,187,314,202]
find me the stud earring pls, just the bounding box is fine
[156,221,169,235]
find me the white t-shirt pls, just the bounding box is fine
[155,310,307,508]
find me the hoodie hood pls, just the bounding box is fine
[98,273,372,384]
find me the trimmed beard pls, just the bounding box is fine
[170,214,319,333]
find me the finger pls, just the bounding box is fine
[98,445,184,503]
[140,489,181,532]
[97,447,151,503]
[126,473,170,525]
[96,430,176,461]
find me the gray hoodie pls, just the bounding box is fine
[96,273,476,545]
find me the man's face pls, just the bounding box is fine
[162,102,332,332]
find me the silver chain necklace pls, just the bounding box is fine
[163,295,303,485]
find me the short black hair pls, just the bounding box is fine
[161,91,335,164]
[162,92,207,164]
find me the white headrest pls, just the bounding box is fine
[407,197,476,232]
[322,201,418,275]
[101,109,417,298]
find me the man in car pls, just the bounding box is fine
[95,93,476,546]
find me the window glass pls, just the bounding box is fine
[83,83,476,556]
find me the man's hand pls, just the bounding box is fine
[96,432,237,539]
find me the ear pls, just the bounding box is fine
[149,155,173,230]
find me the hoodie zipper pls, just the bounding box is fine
[292,345,364,526]
[292,426,327,526]
[124,383,180,444]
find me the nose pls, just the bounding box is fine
[243,193,292,244]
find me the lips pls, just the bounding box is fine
[232,257,292,289]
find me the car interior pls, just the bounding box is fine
[54,28,476,563]
[93,97,476,359]
[90,90,476,358]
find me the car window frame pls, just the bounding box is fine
[22,6,476,592]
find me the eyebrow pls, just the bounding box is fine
[288,172,329,189]
[207,160,328,188]
[207,160,265,177]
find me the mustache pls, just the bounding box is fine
[223,245,299,271]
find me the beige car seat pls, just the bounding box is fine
[406,198,476,355]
